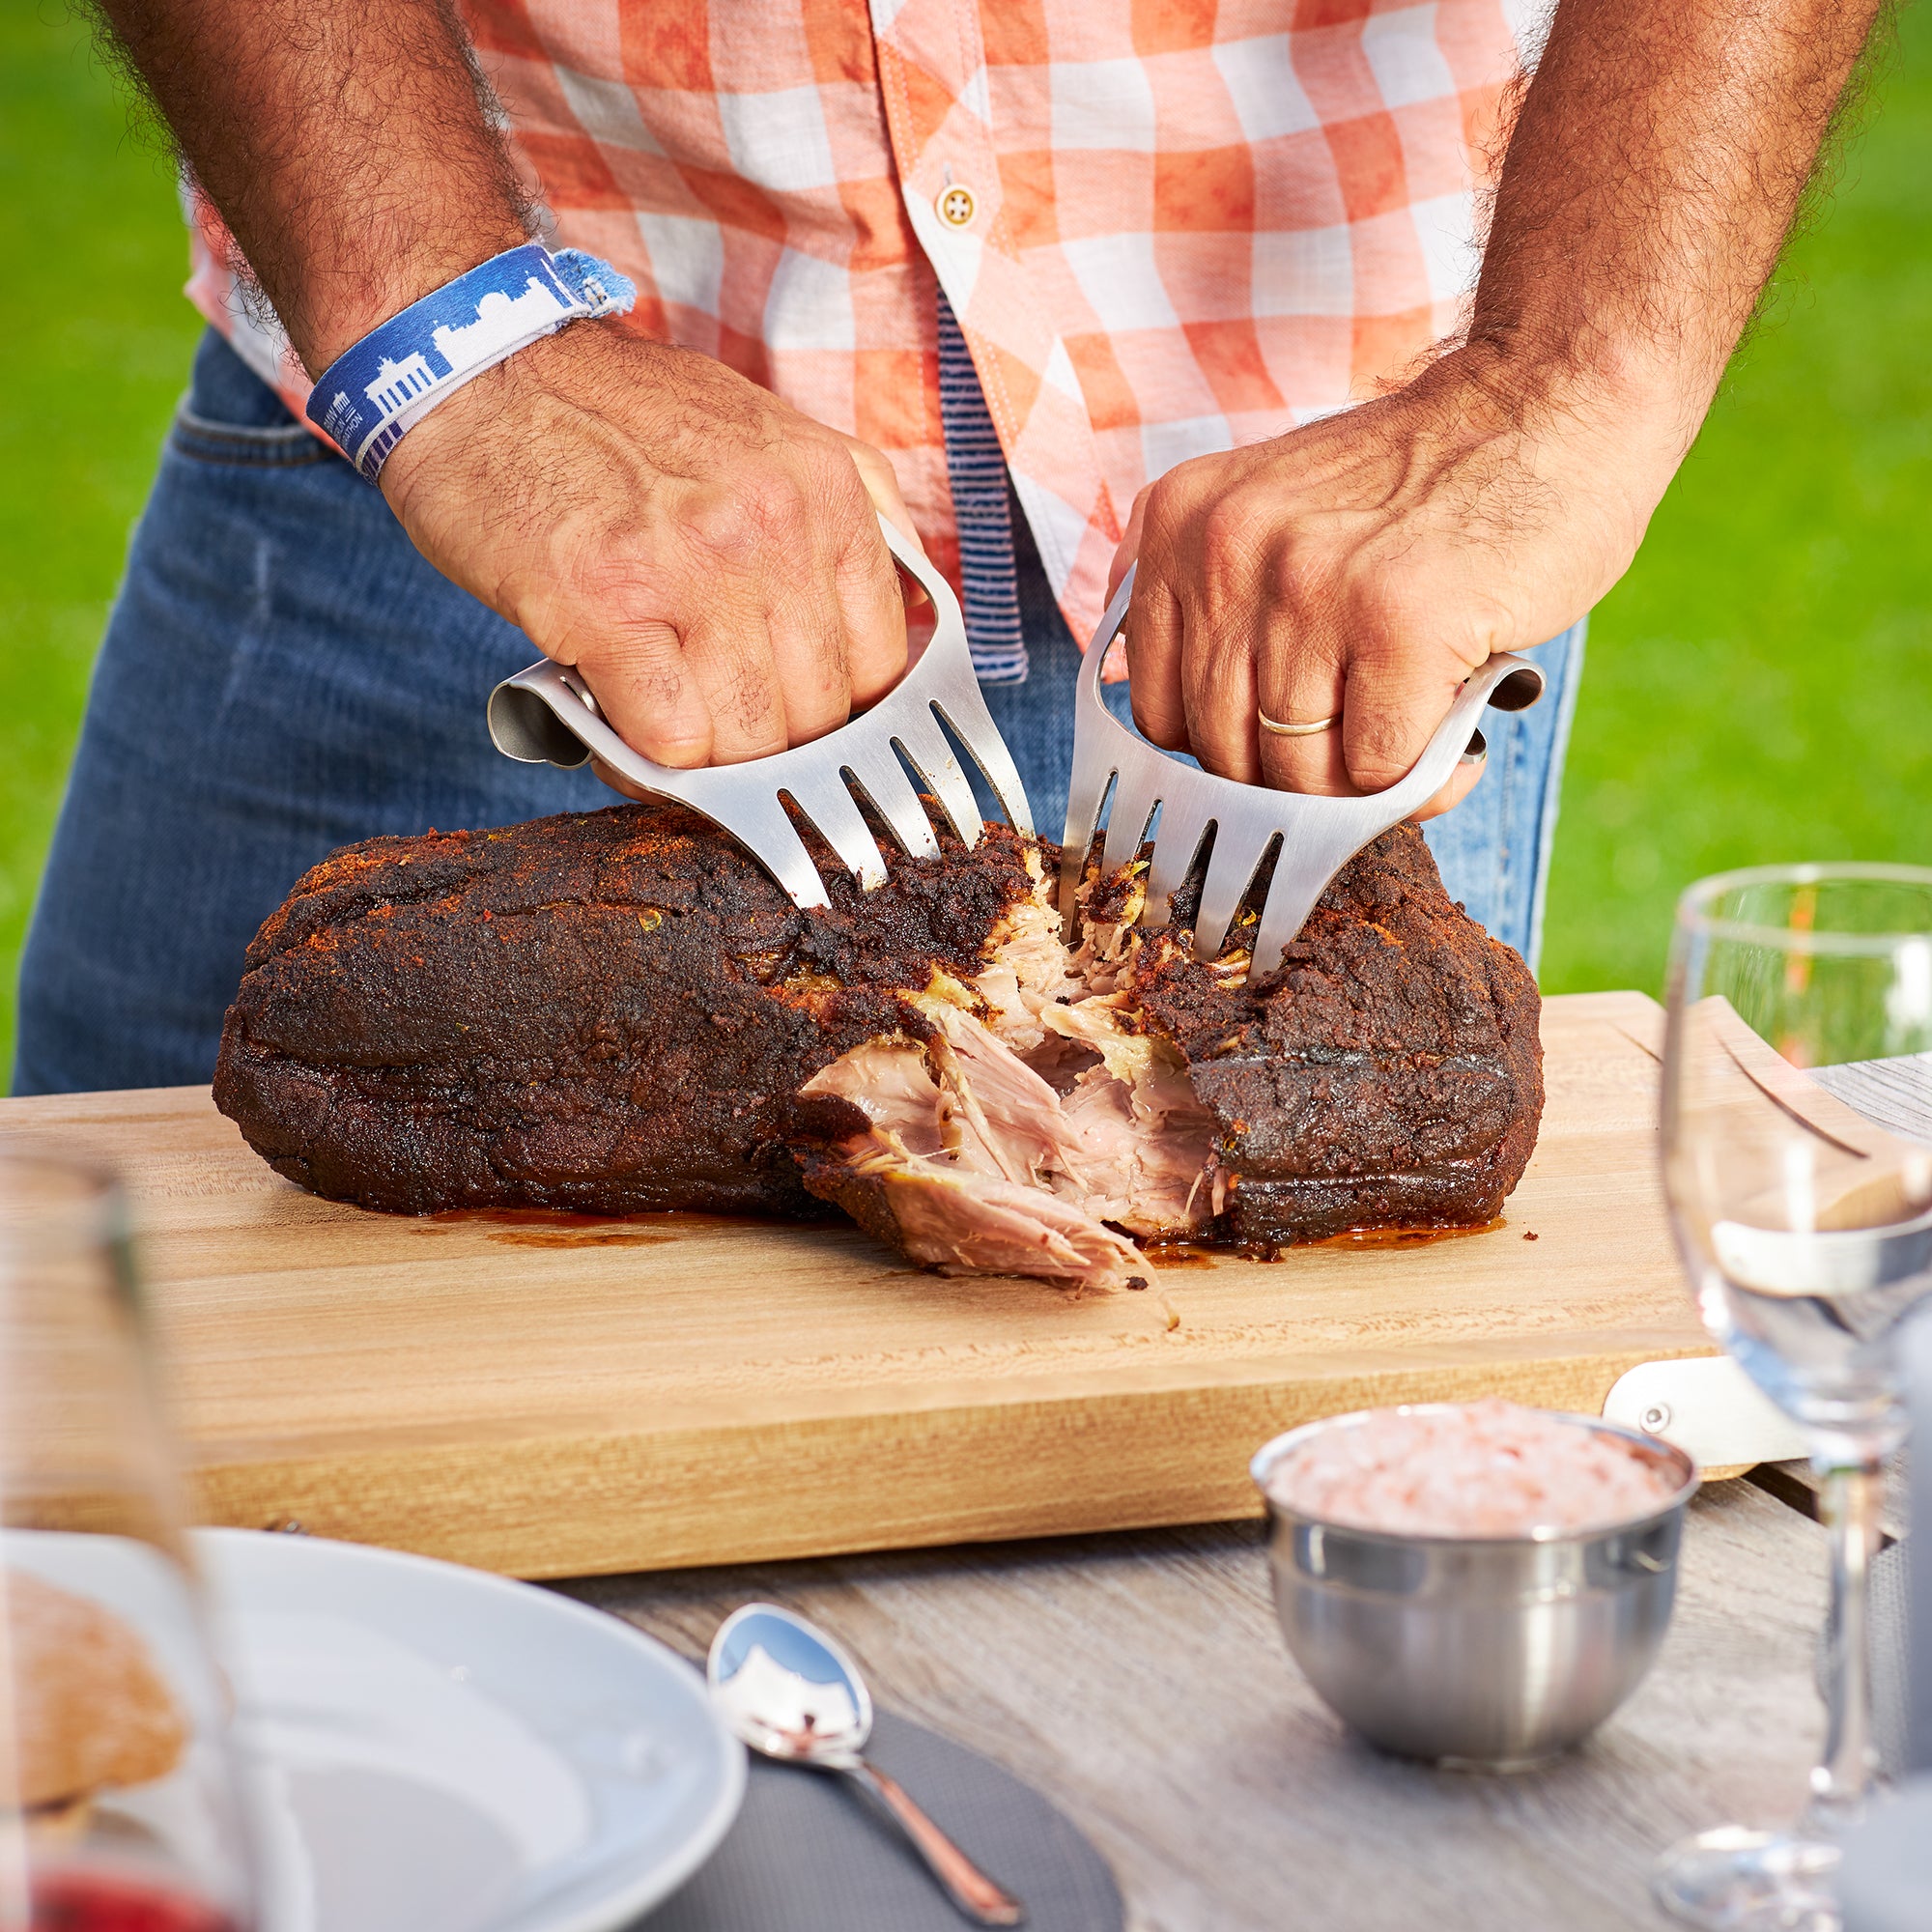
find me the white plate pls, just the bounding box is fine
[194,1528,745,1932]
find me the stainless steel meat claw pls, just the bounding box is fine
[1059,565,1546,980]
[486,515,1034,910]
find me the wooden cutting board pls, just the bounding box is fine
[0,990,1708,1579]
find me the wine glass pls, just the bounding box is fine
[1654,864,1932,1930]
[0,1151,259,1931]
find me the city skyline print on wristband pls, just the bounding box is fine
[304,242,636,480]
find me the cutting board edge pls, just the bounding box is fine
[186,1339,1718,1580]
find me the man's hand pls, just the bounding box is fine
[383,323,912,768]
[1114,0,1885,812]
[1114,349,1660,820]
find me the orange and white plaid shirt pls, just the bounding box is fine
[189,0,1530,650]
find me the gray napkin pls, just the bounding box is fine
[639,1708,1123,1931]
[1871,1536,1912,1780]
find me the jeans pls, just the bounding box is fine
[13,329,1580,1094]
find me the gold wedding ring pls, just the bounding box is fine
[1258,709,1339,738]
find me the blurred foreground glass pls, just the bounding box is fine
[0,1154,257,1931]
[1654,866,1932,1931]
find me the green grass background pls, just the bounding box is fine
[3,1,1928,1081]
[2,3,203,1083]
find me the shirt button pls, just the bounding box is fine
[936,184,977,229]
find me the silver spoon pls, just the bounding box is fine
[707,1602,1026,1926]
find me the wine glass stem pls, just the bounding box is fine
[1805,1445,1886,1828]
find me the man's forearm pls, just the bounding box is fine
[1472,0,1886,454]
[93,0,913,775]
[1117,0,1890,801]
[97,0,528,370]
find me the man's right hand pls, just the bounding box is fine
[379,319,914,769]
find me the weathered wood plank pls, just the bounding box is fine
[1750,1449,1911,1544]
[1814,1056,1932,1147]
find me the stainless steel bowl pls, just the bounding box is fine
[1250,1406,1699,1770]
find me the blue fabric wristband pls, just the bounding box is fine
[305,242,636,482]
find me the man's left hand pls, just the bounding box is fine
[1111,349,1667,820]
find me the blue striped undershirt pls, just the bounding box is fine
[935,291,1028,685]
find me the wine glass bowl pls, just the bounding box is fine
[1655,864,1932,1930]
[1664,868,1932,1449]
[0,1152,258,1932]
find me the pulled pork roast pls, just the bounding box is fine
[213,804,1542,1290]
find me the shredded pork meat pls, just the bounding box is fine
[798,854,1213,1290]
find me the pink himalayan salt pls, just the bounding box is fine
[1264,1399,1682,1537]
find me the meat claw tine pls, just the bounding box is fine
[709,795,834,911]
[1144,800,1212,927]
[931,690,1035,838]
[843,745,942,861]
[893,712,982,849]
[1059,763,1115,929]
[1192,826,1276,964]
[781,774,890,889]
[1100,773,1160,877]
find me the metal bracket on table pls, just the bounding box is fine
[1602,1356,1808,1478]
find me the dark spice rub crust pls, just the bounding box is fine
[214,802,1040,1216]
[1119,826,1544,1246]
[214,804,1543,1276]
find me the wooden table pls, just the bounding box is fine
[566,1473,1827,1932]
[9,1006,1891,1925]
[551,1033,1922,1926]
